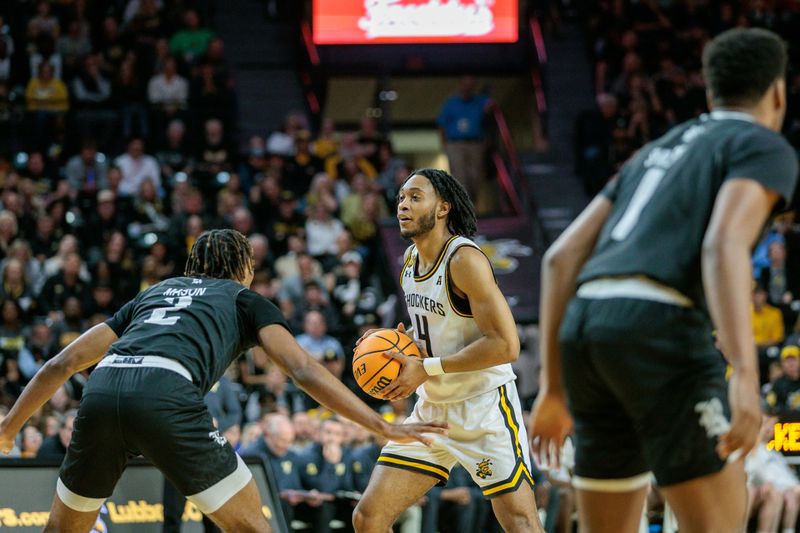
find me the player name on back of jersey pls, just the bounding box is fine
[162,287,207,297]
[405,293,445,317]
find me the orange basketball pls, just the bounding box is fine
[353,329,421,398]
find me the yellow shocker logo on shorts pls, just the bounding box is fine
[475,458,493,479]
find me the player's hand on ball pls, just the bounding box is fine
[529,392,573,470]
[717,369,760,462]
[381,351,427,401]
[382,420,448,447]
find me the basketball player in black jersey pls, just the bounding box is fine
[0,229,446,533]
[529,28,799,532]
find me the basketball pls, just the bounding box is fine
[353,329,421,398]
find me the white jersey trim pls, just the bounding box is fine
[187,454,252,514]
[572,472,653,492]
[577,276,693,308]
[97,354,193,382]
[57,478,106,512]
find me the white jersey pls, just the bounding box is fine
[400,235,516,403]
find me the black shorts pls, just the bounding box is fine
[59,366,248,513]
[560,297,728,488]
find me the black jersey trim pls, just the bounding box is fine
[414,235,458,282]
[481,460,534,497]
[377,453,449,485]
[399,247,414,287]
[498,384,524,462]
[444,243,479,317]
[444,243,496,317]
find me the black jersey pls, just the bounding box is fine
[104,277,288,394]
[578,110,799,310]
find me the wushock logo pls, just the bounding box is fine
[475,458,493,479]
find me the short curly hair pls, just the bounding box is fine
[702,27,787,107]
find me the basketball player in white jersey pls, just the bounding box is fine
[352,169,544,532]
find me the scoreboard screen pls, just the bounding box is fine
[313,0,518,45]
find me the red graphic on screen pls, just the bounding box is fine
[313,0,518,45]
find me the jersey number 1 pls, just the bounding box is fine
[144,296,192,326]
[610,167,666,241]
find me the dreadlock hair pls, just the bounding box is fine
[185,229,253,281]
[404,168,477,238]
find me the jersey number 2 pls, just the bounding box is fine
[144,296,192,326]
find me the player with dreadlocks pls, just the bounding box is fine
[352,169,544,532]
[0,228,447,533]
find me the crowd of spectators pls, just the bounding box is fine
[9,0,800,531]
[576,0,800,196]
[0,2,491,531]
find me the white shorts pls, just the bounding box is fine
[379,381,534,498]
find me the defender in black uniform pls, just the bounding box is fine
[0,229,446,533]
[529,28,799,533]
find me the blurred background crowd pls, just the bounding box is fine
[1,0,800,532]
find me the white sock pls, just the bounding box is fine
[782,529,796,533]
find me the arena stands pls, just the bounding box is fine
[2,1,800,532]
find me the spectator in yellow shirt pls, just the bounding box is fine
[26,62,69,146]
[324,132,377,180]
[25,62,69,113]
[753,284,785,349]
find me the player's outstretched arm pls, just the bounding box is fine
[0,323,118,454]
[529,193,612,468]
[257,324,447,446]
[702,178,780,461]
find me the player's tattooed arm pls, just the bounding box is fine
[0,323,118,454]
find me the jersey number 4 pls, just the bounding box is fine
[413,314,433,356]
[144,296,193,326]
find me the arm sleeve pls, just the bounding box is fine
[236,289,291,347]
[104,295,140,337]
[725,128,799,205]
